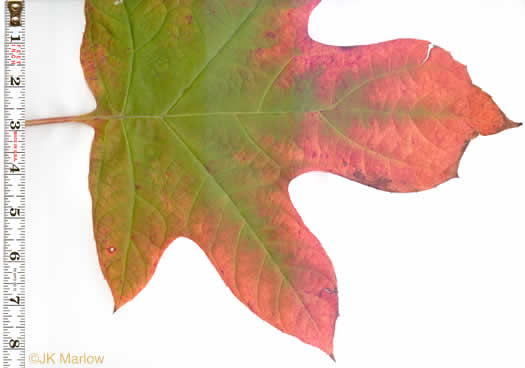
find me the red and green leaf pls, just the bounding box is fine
[28,0,520,357]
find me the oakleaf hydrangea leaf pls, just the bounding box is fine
[28,0,520,357]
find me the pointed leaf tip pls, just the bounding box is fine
[73,0,520,359]
[506,119,522,130]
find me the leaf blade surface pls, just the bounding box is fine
[68,0,522,356]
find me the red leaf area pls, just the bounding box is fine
[110,1,517,357]
[180,2,518,355]
[253,0,518,192]
[29,0,520,359]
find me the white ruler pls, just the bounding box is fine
[3,1,25,368]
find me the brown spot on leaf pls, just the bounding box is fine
[319,287,338,297]
[371,177,392,190]
[353,170,365,181]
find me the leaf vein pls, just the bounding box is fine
[118,119,138,305]
[258,55,295,111]
[185,178,208,228]
[134,7,171,53]
[254,253,267,313]
[163,1,263,114]
[319,112,409,167]
[235,114,282,170]
[121,2,136,115]
[233,223,246,295]
[136,193,168,249]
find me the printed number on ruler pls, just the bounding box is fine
[4,1,26,368]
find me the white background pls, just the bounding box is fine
[1,0,524,367]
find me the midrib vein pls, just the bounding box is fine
[116,0,138,305]
[118,119,138,305]
[66,107,462,121]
